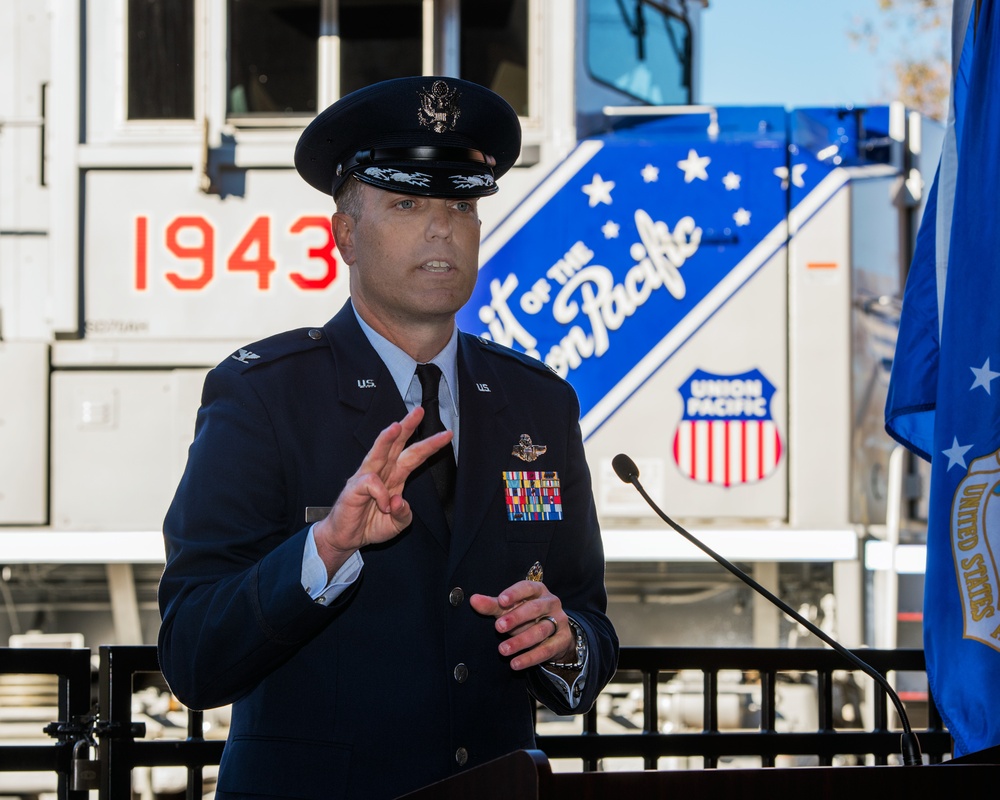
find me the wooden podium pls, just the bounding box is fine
[398,746,1000,799]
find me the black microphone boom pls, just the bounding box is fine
[611,453,923,766]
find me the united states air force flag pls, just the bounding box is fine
[885,0,1000,757]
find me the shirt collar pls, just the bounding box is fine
[352,302,459,413]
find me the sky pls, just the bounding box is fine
[699,0,947,109]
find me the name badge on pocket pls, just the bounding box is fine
[503,471,563,521]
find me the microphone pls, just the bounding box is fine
[611,453,923,766]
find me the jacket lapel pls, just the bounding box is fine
[449,334,509,571]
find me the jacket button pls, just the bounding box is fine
[448,587,464,606]
[308,328,322,340]
[455,747,468,766]
[453,663,468,683]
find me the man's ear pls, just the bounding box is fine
[332,212,355,265]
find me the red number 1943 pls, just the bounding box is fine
[134,214,337,291]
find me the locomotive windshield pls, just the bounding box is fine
[587,0,692,106]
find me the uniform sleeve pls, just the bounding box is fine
[157,366,353,710]
[525,381,619,715]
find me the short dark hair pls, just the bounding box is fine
[334,176,365,220]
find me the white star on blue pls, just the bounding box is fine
[677,149,711,183]
[970,358,1000,394]
[942,436,973,471]
[582,174,615,207]
[774,163,806,189]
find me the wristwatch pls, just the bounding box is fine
[546,616,587,671]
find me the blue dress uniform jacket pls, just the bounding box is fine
[157,302,618,800]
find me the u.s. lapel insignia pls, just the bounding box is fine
[512,434,547,462]
[525,561,543,582]
[503,471,563,521]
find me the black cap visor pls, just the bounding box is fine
[342,145,497,197]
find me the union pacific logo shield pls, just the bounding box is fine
[673,368,783,487]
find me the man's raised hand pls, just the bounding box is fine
[314,406,453,575]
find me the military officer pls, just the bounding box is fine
[158,75,618,800]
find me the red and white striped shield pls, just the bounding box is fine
[672,368,783,487]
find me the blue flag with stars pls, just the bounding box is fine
[885,0,1000,757]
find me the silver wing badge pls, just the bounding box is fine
[512,434,547,462]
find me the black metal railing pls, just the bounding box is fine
[97,645,225,798]
[539,647,951,770]
[0,647,93,798]
[0,645,952,798]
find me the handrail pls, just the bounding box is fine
[0,648,92,799]
[0,645,952,798]
[544,647,949,769]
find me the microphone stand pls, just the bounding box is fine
[611,453,923,766]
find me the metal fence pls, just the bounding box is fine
[0,647,92,798]
[538,646,951,770]
[0,645,952,798]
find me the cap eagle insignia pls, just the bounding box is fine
[512,434,547,463]
[418,80,461,133]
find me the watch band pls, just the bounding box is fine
[546,616,586,671]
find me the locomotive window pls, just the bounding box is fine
[127,0,196,119]
[586,0,691,106]
[460,0,529,117]
[228,0,320,116]
[338,1,423,96]
[227,0,422,115]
